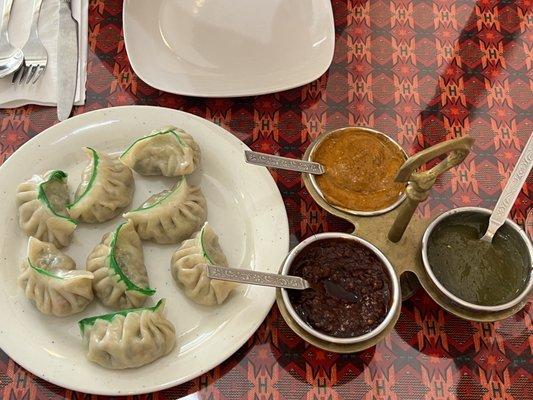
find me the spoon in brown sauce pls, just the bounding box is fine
[205,264,358,302]
[322,280,359,302]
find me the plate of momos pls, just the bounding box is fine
[0,106,289,395]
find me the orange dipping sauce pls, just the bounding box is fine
[311,129,407,212]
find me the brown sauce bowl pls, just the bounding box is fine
[280,233,401,345]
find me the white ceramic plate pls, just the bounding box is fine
[0,106,289,395]
[123,0,335,97]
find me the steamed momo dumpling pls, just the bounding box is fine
[79,299,175,369]
[171,223,237,305]
[124,177,207,244]
[17,170,77,247]
[68,147,134,223]
[86,220,155,309]
[120,126,201,176]
[18,237,94,316]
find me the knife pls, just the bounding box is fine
[57,0,78,121]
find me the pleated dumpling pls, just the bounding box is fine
[86,220,155,309]
[171,223,237,306]
[124,177,207,244]
[68,147,134,223]
[18,237,94,316]
[120,126,201,176]
[79,299,176,369]
[17,170,77,247]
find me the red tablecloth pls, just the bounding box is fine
[0,0,531,398]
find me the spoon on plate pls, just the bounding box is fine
[245,150,325,175]
[205,264,358,302]
[480,133,533,243]
[0,0,23,79]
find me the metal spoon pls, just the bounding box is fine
[205,264,358,302]
[0,0,23,78]
[480,133,533,243]
[245,150,325,175]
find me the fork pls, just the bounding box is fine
[12,0,46,84]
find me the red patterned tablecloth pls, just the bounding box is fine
[0,0,532,399]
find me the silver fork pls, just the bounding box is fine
[12,0,46,84]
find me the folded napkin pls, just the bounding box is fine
[0,0,88,108]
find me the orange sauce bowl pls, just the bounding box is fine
[308,127,408,216]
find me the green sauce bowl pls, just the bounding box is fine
[422,207,533,313]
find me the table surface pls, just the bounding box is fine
[1,0,532,399]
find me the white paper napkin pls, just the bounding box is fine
[0,0,88,108]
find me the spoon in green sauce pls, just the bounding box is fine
[481,134,533,243]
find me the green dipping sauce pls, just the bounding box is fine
[427,213,529,306]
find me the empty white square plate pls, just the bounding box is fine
[123,0,335,97]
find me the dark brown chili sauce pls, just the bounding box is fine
[288,238,392,338]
